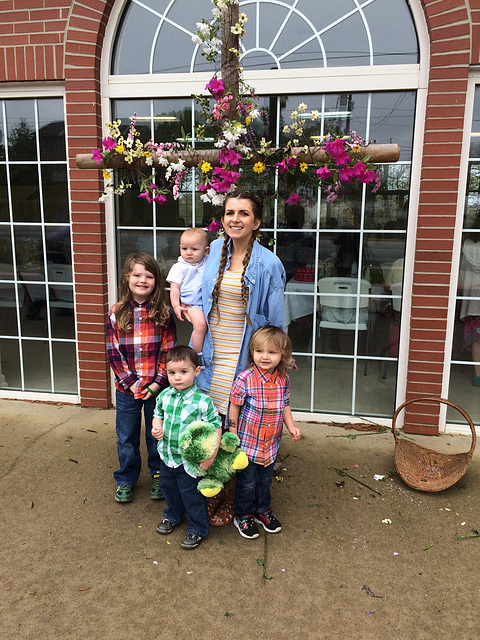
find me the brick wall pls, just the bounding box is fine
[0,0,71,81]
[405,0,473,432]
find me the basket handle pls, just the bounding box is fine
[392,396,476,455]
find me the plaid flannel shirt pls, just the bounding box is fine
[229,366,290,466]
[154,383,221,477]
[106,300,177,398]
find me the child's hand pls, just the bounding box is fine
[151,418,163,441]
[289,426,301,442]
[151,426,163,441]
[174,305,191,323]
[199,454,215,471]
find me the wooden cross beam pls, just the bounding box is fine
[76,143,400,170]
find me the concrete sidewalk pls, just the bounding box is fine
[1,398,479,639]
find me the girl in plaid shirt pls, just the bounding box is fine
[106,253,176,504]
[229,326,301,539]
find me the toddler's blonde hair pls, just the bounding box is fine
[248,325,292,375]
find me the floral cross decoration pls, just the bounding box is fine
[92,0,381,209]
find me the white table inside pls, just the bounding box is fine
[284,277,317,327]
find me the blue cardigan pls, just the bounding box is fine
[196,237,286,393]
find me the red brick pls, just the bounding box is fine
[14,21,46,34]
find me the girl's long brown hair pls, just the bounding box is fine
[115,253,170,332]
[211,191,263,325]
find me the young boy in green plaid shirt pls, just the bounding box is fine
[151,345,221,549]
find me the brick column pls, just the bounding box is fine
[405,1,472,433]
[65,1,114,407]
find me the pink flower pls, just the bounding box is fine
[324,138,351,165]
[138,190,152,203]
[286,155,299,168]
[358,169,376,184]
[205,77,225,100]
[153,193,168,205]
[315,166,332,180]
[285,193,302,205]
[207,220,223,233]
[350,160,368,180]
[91,148,104,165]
[218,148,243,165]
[338,166,354,182]
[274,160,287,173]
[102,136,117,151]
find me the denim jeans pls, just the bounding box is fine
[234,459,276,516]
[113,389,161,486]
[158,460,209,538]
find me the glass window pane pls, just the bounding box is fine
[46,226,71,265]
[0,165,8,222]
[49,284,75,339]
[22,339,51,392]
[15,226,44,272]
[42,165,69,223]
[52,341,78,393]
[10,165,41,223]
[0,284,19,336]
[6,100,37,161]
[0,338,21,389]
[112,0,419,75]
[0,227,13,272]
[38,99,66,161]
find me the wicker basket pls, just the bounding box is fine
[293,266,315,282]
[392,397,476,492]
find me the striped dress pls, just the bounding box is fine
[208,269,245,415]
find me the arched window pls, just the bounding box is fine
[105,0,420,418]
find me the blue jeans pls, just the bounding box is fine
[113,389,161,486]
[158,460,209,538]
[235,460,276,516]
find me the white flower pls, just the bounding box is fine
[239,12,248,22]
[212,7,221,18]
[298,102,307,113]
[210,37,222,47]
[145,155,153,166]
[217,0,227,10]
[374,474,385,481]
[283,125,290,133]
[192,34,203,45]
[171,159,185,171]
[157,156,169,167]
[98,193,109,203]
[249,108,260,120]
[196,22,211,36]
[381,518,392,524]
[310,110,319,120]
[203,46,214,56]
[200,193,211,203]
[214,139,226,148]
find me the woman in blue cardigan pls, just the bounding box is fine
[196,190,286,525]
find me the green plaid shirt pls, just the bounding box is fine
[154,383,221,477]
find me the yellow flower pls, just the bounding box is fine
[144,151,151,158]
[103,169,111,180]
[352,144,361,153]
[245,115,251,126]
[115,144,124,154]
[201,161,212,173]
[253,162,266,174]
[300,163,308,173]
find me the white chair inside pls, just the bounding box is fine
[48,264,74,310]
[318,277,371,374]
[382,281,402,379]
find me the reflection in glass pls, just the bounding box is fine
[0,338,21,388]
[0,284,19,336]
[0,227,13,272]
[0,165,8,222]
[15,226,44,272]
[22,339,51,392]
[112,0,419,75]
[42,166,69,223]
[6,100,37,161]
[10,165,41,223]
[53,341,78,393]
[38,99,66,161]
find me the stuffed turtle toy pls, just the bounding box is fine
[179,420,249,497]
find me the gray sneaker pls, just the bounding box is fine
[180,533,203,549]
[156,518,175,534]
